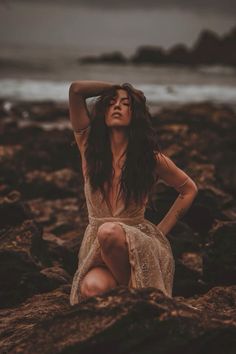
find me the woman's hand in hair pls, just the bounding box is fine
[122,82,146,102]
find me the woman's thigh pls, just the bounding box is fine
[80,265,118,297]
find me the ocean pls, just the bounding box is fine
[0,52,236,110]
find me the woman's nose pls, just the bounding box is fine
[114,101,121,109]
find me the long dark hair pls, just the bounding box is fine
[84,83,163,210]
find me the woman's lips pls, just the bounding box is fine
[112,112,122,117]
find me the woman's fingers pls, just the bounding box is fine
[135,89,146,101]
[122,82,146,101]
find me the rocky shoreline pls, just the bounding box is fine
[79,26,236,67]
[0,99,235,353]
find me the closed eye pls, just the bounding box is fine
[109,101,129,106]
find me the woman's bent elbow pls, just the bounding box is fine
[192,183,198,196]
[69,82,81,94]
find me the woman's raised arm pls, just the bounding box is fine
[69,80,115,132]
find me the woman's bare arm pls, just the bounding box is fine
[155,153,198,236]
[69,80,115,132]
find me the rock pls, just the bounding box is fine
[0,217,75,308]
[0,144,23,163]
[222,26,236,66]
[76,26,236,67]
[131,45,167,64]
[0,190,33,229]
[185,183,233,235]
[0,249,62,309]
[79,51,128,64]
[0,285,235,354]
[191,26,236,66]
[165,44,190,64]
[41,233,78,276]
[183,285,236,322]
[215,150,236,194]
[0,124,80,176]
[191,29,222,65]
[0,285,71,352]
[167,221,201,258]
[203,220,236,286]
[26,197,87,251]
[0,218,57,308]
[22,168,80,199]
[40,266,72,284]
[9,100,68,122]
[173,259,208,297]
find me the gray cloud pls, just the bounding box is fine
[2,0,236,15]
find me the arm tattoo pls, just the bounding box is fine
[175,207,186,220]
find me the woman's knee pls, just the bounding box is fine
[97,222,125,249]
[80,266,118,298]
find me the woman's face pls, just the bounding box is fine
[105,89,132,128]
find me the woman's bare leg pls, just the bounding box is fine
[80,266,118,298]
[97,222,131,286]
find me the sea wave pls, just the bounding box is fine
[0,78,236,105]
[196,65,236,76]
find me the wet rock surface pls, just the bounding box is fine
[0,285,235,354]
[0,99,235,353]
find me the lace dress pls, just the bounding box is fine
[69,128,175,305]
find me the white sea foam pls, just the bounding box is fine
[0,78,236,106]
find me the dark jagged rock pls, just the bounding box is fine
[78,25,236,67]
[0,190,32,228]
[173,259,208,297]
[203,220,236,286]
[79,51,128,64]
[21,168,81,199]
[0,198,75,308]
[40,266,72,284]
[41,232,79,276]
[0,285,235,354]
[0,99,67,115]
[167,220,201,257]
[0,218,58,308]
[222,26,236,66]
[9,100,68,122]
[0,285,71,353]
[165,44,190,64]
[26,197,87,248]
[131,45,167,64]
[191,29,223,65]
[134,25,236,66]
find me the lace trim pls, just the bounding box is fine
[155,226,166,238]
[69,220,175,306]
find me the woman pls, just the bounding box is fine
[69,80,198,305]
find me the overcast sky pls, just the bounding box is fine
[0,0,235,58]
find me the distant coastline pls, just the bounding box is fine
[78,26,236,67]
